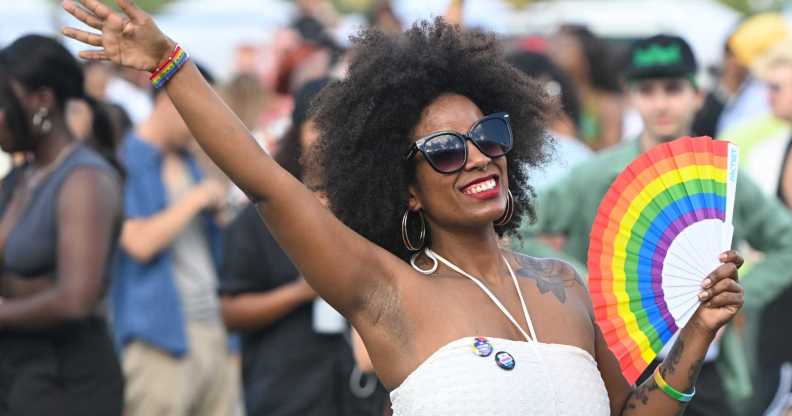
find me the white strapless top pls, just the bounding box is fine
[390,336,611,416]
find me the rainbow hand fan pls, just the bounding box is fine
[587,136,739,384]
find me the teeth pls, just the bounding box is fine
[464,178,496,195]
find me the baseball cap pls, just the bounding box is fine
[624,34,698,82]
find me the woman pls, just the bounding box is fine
[63,1,744,414]
[548,24,623,150]
[0,35,123,415]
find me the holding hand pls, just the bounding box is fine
[62,0,174,71]
[691,250,744,334]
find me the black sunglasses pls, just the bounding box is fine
[404,112,512,174]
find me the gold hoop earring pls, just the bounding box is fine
[401,209,426,251]
[494,189,514,227]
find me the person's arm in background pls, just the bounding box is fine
[120,178,224,263]
[219,206,316,331]
[221,281,316,331]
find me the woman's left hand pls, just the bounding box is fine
[691,250,744,335]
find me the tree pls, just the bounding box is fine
[715,0,786,15]
[52,0,177,14]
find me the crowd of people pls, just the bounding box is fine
[0,0,791,415]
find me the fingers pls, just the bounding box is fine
[702,261,739,290]
[78,50,109,61]
[75,0,113,19]
[705,291,744,308]
[62,0,103,29]
[62,27,103,47]
[719,250,744,268]
[699,277,742,302]
[117,0,149,24]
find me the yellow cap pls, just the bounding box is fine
[729,13,790,67]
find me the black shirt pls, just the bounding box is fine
[220,204,386,416]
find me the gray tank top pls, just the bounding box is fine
[0,145,119,278]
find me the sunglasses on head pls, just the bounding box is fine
[405,112,513,174]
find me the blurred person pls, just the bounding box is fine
[750,44,792,414]
[223,73,271,135]
[506,51,591,190]
[106,101,133,142]
[444,0,464,27]
[757,43,792,205]
[691,35,749,138]
[234,44,261,76]
[83,61,113,100]
[367,0,402,35]
[221,78,387,416]
[549,24,623,150]
[67,95,131,156]
[505,50,591,273]
[717,13,790,159]
[105,65,152,124]
[742,42,792,199]
[0,35,124,415]
[65,98,93,140]
[66,3,746,415]
[516,34,792,416]
[110,63,240,416]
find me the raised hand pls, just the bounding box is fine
[62,0,174,71]
[692,250,745,334]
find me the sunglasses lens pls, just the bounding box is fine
[469,117,512,157]
[423,134,466,173]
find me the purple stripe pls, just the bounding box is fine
[651,208,724,333]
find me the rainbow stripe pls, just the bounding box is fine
[150,46,190,89]
[587,136,738,384]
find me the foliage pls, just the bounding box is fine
[50,0,177,14]
[715,0,786,15]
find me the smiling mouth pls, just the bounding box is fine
[461,175,499,196]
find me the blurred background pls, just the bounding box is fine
[4,1,792,415]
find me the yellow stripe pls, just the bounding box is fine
[611,165,727,362]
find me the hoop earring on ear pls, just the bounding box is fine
[494,189,514,227]
[410,249,438,275]
[401,208,426,251]
[32,107,52,135]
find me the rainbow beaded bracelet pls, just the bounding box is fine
[149,45,190,89]
[653,366,695,402]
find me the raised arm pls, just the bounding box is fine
[595,251,744,415]
[61,0,402,317]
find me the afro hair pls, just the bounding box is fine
[311,18,553,260]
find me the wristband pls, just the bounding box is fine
[653,366,695,402]
[149,45,190,89]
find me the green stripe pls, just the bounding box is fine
[622,178,726,352]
